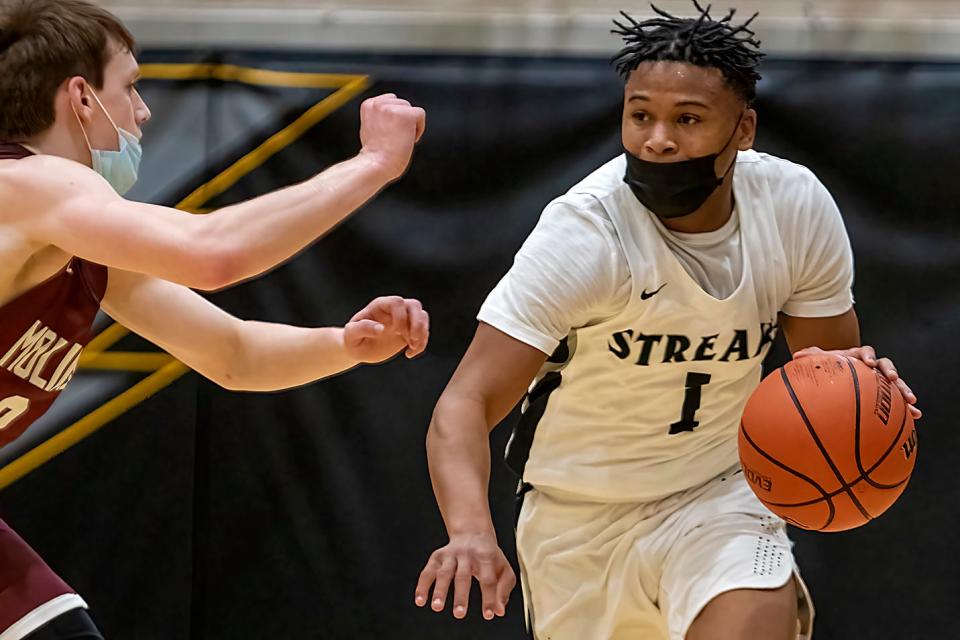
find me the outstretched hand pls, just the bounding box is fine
[416,532,516,621]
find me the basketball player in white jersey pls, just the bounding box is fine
[414,3,920,639]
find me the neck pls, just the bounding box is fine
[659,172,735,233]
[18,122,92,168]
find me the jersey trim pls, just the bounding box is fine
[478,308,558,356]
[0,594,87,640]
[780,298,854,319]
[506,370,562,477]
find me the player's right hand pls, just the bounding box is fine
[415,531,516,621]
[358,93,426,182]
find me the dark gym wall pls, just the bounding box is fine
[1,51,957,639]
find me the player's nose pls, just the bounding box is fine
[134,89,151,127]
[643,124,678,157]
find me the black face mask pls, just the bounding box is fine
[623,116,743,219]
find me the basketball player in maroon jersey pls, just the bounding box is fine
[0,1,428,638]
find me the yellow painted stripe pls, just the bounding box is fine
[140,63,361,89]
[85,322,131,353]
[0,361,190,490]
[178,75,370,209]
[79,352,176,372]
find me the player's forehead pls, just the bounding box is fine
[624,61,735,108]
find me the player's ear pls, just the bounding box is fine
[64,76,94,122]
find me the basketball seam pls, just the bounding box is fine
[763,472,908,508]
[850,358,912,490]
[740,421,836,530]
[780,365,873,523]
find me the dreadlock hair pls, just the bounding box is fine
[612,1,764,104]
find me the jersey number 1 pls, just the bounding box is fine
[0,395,30,431]
[669,372,712,434]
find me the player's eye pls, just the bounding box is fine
[678,114,701,125]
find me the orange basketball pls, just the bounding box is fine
[738,354,917,532]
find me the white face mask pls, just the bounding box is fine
[73,89,142,195]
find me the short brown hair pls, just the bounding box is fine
[0,0,135,140]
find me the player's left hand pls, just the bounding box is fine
[793,345,921,420]
[344,296,429,363]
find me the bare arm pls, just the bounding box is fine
[428,323,547,534]
[781,308,920,418]
[7,95,425,291]
[778,307,861,354]
[101,269,429,391]
[416,322,547,621]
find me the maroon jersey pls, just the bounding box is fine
[0,142,107,636]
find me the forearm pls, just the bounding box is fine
[207,153,391,285]
[230,321,361,392]
[427,394,498,536]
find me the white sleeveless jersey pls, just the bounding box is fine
[479,150,854,502]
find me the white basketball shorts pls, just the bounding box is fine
[516,467,815,640]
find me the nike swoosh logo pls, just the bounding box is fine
[640,283,667,300]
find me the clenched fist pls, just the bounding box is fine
[358,94,426,182]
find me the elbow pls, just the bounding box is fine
[187,241,248,292]
[428,391,485,446]
[426,400,452,450]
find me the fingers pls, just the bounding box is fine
[415,556,439,608]
[360,296,429,357]
[880,370,923,420]
[413,106,427,142]
[345,318,384,342]
[430,556,456,613]
[892,375,915,402]
[417,542,510,622]
[792,346,825,359]
[452,560,472,619]
[494,565,516,618]
[406,304,429,358]
[876,357,899,380]
[872,355,920,415]
[361,296,408,341]
[388,298,410,344]
[856,345,878,367]
[476,555,499,621]
[793,345,880,368]
[856,351,921,419]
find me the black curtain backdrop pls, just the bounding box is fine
[1,51,957,640]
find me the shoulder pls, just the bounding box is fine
[0,154,115,226]
[736,150,830,203]
[737,150,842,237]
[559,154,629,207]
[736,149,821,187]
[0,155,112,204]
[510,158,632,285]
